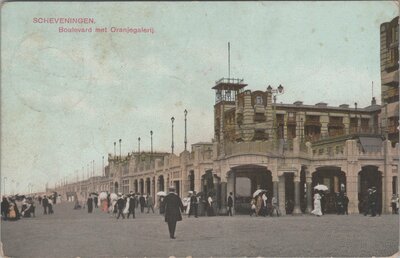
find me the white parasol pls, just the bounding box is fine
[314,184,329,191]
[157,191,167,196]
[253,189,267,198]
[98,192,108,200]
[110,193,118,201]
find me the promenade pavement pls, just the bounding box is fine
[1,202,399,257]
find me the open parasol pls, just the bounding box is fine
[157,191,167,196]
[253,189,267,198]
[314,184,329,191]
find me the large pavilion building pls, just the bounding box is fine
[53,17,399,215]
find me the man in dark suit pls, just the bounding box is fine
[139,194,146,213]
[127,193,136,219]
[227,192,234,216]
[116,194,125,219]
[189,191,198,218]
[87,195,93,213]
[162,186,184,239]
[42,195,48,215]
[370,186,377,217]
[93,195,98,208]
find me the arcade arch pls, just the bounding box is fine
[358,166,382,214]
[312,166,346,214]
[227,165,272,214]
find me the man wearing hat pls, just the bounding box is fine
[162,185,184,239]
[189,191,198,218]
[365,187,377,217]
[127,192,136,219]
[116,194,125,219]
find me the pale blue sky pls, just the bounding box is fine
[1,2,398,194]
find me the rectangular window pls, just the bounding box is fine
[254,112,266,122]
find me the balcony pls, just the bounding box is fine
[382,69,399,86]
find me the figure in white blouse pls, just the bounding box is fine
[311,192,322,216]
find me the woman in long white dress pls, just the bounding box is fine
[311,192,322,216]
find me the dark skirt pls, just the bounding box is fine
[207,205,215,216]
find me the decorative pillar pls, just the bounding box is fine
[283,114,288,140]
[194,170,202,193]
[346,174,359,214]
[383,140,392,214]
[273,180,279,200]
[320,115,329,138]
[220,182,227,215]
[165,176,169,192]
[293,177,302,214]
[305,177,312,213]
[278,175,286,215]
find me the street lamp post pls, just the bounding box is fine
[184,109,188,151]
[138,137,141,153]
[119,139,122,160]
[150,130,153,154]
[171,117,175,154]
[267,84,284,143]
[114,142,116,158]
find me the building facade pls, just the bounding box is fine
[53,17,399,215]
[380,16,399,145]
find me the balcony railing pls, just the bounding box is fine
[215,78,245,85]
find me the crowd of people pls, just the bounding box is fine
[77,191,157,219]
[76,190,237,220]
[250,191,281,217]
[3,186,399,224]
[1,192,60,221]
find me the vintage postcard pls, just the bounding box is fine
[1,1,399,257]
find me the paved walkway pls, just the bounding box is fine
[1,202,399,257]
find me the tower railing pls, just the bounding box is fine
[215,78,245,85]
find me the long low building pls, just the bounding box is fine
[53,75,399,216]
[53,16,400,216]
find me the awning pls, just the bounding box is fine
[359,137,382,152]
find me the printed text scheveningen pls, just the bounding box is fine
[33,18,95,24]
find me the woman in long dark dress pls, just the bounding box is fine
[159,196,165,214]
[1,197,9,220]
[87,196,93,213]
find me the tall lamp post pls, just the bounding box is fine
[138,137,141,153]
[114,142,116,158]
[119,139,122,160]
[171,117,175,154]
[184,109,188,151]
[267,84,284,142]
[150,130,153,154]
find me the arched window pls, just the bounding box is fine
[256,96,263,105]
